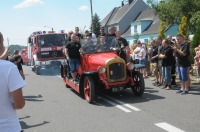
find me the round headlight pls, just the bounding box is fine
[98,66,106,74]
[127,62,134,70]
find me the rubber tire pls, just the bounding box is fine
[31,59,35,71]
[84,76,95,103]
[131,71,145,96]
[35,66,40,75]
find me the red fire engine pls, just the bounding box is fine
[27,31,67,75]
[19,48,29,65]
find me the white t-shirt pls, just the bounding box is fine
[0,60,25,132]
[134,47,146,60]
[134,47,141,60]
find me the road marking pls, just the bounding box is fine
[155,122,185,132]
[101,97,131,113]
[102,95,141,111]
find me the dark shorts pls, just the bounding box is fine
[139,58,146,65]
[69,59,80,72]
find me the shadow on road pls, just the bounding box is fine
[171,83,200,95]
[188,85,200,95]
[19,115,50,131]
[94,87,165,107]
[19,115,31,120]
[64,85,165,107]
[36,67,60,76]
[20,120,50,130]
[24,95,44,102]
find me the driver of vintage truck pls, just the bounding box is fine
[110,31,129,63]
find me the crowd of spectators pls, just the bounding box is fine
[129,34,200,95]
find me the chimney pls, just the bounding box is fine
[121,1,124,7]
[129,0,133,4]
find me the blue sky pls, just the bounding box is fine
[0,0,148,46]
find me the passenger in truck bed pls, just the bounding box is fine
[95,36,109,52]
[82,36,95,53]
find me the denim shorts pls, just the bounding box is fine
[69,59,80,72]
[139,58,146,65]
[177,67,188,81]
[162,66,172,83]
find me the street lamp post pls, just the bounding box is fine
[90,0,93,33]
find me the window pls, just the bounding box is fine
[134,25,137,33]
[144,39,148,43]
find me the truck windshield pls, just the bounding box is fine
[81,36,119,54]
[38,34,67,47]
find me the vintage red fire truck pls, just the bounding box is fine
[28,31,67,74]
[60,36,145,103]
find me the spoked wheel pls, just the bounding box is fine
[84,76,95,103]
[131,71,145,96]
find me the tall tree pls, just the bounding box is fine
[158,20,166,39]
[91,13,101,37]
[151,0,200,33]
[133,32,139,43]
[178,16,189,39]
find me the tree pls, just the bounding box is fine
[90,13,101,37]
[190,11,200,32]
[158,20,166,39]
[151,0,200,33]
[133,32,139,43]
[191,20,200,63]
[146,0,154,7]
[178,16,189,40]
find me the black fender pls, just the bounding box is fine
[79,71,99,96]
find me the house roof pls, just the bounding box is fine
[108,4,131,25]
[101,0,142,26]
[101,7,119,27]
[122,8,160,37]
[141,16,160,35]
[135,8,155,21]
[121,26,131,37]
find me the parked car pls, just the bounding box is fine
[60,36,145,103]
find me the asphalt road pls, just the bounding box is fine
[18,66,200,132]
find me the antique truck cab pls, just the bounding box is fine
[60,36,145,103]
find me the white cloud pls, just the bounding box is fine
[79,5,89,11]
[14,0,44,9]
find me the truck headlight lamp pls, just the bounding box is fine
[98,66,106,74]
[127,62,134,70]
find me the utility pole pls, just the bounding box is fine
[90,0,93,33]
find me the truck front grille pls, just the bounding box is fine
[106,58,126,82]
[109,63,125,80]
[37,51,64,59]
